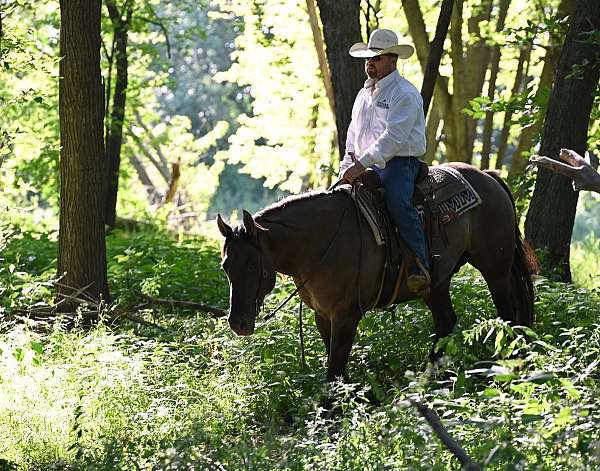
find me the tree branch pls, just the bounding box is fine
[134,8,171,58]
[412,400,481,470]
[126,128,171,183]
[134,110,171,170]
[141,295,228,318]
[529,148,600,193]
[162,158,181,204]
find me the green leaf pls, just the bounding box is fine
[523,372,555,384]
[482,387,500,398]
[30,341,43,355]
[559,379,581,400]
[13,347,24,362]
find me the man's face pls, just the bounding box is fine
[364,54,397,80]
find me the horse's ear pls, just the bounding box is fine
[216,214,233,239]
[242,209,256,237]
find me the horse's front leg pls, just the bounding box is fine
[326,312,361,382]
[424,277,457,362]
[314,312,331,358]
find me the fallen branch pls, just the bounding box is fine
[141,295,227,318]
[8,306,171,332]
[412,400,481,470]
[529,148,600,194]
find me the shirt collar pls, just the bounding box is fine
[363,70,400,93]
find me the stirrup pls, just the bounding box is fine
[407,258,431,294]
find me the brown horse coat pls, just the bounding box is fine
[217,163,537,382]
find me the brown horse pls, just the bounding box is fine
[217,163,538,382]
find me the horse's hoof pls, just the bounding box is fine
[319,397,342,419]
[363,389,382,406]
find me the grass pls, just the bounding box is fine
[571,233,600,289]
[1,222,600,470]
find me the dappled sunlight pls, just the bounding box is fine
[1,227,599,468]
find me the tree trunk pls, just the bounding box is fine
[495,44,531,169]
[420,0,454,117]
[104,0,132,229]
[424,98,441,163]
[463,0,494,163]
[508,0,577,177]
[306,0,335,120]
[58,0,109,305]
[480,50,501,169]
[316,0,364,160]
[306,0,338,176]
[524,0,600,282]
[479,0,511,169]
[448,0,469,163]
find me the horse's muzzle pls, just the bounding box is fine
[228,315,256,336]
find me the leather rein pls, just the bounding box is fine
[260,187,353,322]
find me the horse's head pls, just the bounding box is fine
[217,210,276,336]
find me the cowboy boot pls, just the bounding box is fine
[406,255,431,294]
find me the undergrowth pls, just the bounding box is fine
[1,221,599,470]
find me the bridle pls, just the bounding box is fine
[222,232,275,319]
[261,191,353,322]
[223,185,353,323]
[249,235,275,317]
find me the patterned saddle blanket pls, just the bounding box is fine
[345,163,482,307]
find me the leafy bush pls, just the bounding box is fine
[1,227,599,470]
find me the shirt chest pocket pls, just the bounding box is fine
[372,103,389,133]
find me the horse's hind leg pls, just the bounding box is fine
[424,278,457,361]
[469,252,516,323]
[480,270,515,323]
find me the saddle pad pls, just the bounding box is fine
[340,185,386,246]
[417,165,482,218]
[343,165,483,247]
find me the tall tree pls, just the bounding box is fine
[104,0,133,229]
[420,0,454,117]
[524,0,600,282]
[508,0,577,177]
[480,0,511,169]
[495,44,531,169]
[58,0,109,304]
[316,0,364,160]
[403,0,494,163]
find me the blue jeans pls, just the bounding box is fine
[374,157,430,271]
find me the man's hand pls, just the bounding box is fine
[341,152,366,184]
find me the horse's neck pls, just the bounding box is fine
[257,192,347,277]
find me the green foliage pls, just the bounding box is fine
[1,227,600,469]
[213,0,336,193]
[0,1,61,208]
[571,232,600,289]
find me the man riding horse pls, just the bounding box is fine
[340,28,430,294]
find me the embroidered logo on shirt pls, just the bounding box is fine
[376,100,389,110]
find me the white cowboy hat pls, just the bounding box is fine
[349,28,414,60]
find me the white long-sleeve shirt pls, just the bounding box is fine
[342,70,426,172]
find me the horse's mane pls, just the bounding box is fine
[254,188,347,221]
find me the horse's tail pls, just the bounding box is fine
[484,170,539,326]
